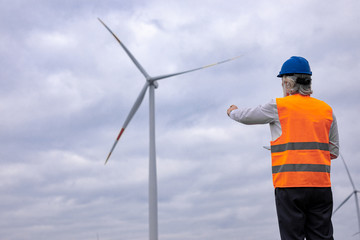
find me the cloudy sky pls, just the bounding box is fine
[1,0,360,239]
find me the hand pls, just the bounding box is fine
[227,105,238,116]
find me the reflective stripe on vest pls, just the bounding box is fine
[270,94,333,188]
[272,164,331,174]
[271,142,329,153]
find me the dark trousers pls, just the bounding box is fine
[275,187,334,240]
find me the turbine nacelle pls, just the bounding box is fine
[148,79,159,89]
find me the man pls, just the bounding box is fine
[227,56,339,240]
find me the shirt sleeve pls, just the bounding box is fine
[229,99,278,125]
[329,113,340,159]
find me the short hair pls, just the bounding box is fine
[284,74,313,96]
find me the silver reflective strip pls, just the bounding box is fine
[272,164,331,174]
[271,142,329,153]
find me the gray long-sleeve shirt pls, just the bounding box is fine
[229,98,339,158]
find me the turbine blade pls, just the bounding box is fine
[151,55,242,81]
[105,128,124,164]
[98,18,151,80]
[105,82,150,164]
[333,192,354,214]
[340,152,357,190]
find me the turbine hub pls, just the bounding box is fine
[151,80,159,89]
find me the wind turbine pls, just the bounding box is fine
[333,152,360,238]
[98,18,239,240]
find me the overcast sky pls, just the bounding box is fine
[1,0,360,239]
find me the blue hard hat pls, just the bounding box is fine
[277,56,312,77]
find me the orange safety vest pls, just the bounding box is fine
[270,94,333,188]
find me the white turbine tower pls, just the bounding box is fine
[98,18,239,240]
[333,153,360,238]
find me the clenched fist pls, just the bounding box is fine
[227,105,238,116]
